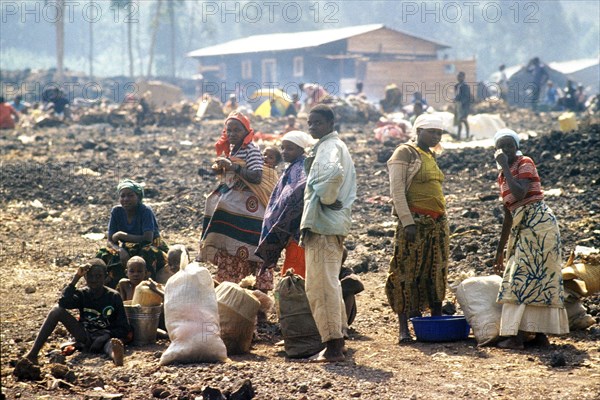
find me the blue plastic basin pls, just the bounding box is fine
[410,315,470,342]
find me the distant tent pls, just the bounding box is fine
[549,57,600,94]
[506,61,570,108]
[249,88,292,118]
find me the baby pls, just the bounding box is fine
[155,244,189,284]
[116,256,148,301]
[263,146,283,169]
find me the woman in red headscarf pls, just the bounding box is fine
[198,112,277,291]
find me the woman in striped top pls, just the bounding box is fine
[198,112,276,292]
[493,128,568,350]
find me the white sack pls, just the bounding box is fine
[456,275,503,346]
[160,263,227,364]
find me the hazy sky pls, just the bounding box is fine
[0,0,598,79]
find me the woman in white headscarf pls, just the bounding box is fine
[255,131,314,278]
[385,114,449,343]
[493,128,568,349]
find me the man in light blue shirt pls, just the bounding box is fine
[300,104,357,362]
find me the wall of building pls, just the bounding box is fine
[364,59,477,108]
[347,29,442,59]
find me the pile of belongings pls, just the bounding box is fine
[330,97,382,123]
[561,249,599,330]
[456,248,598,346]
[373,115,412,143]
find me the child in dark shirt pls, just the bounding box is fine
[22,259,131,366]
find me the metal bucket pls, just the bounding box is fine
[124,301,162,346]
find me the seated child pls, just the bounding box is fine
[263,146,282,169]
[339,248,364,326]
[116,256,148,301]
[155,244,189,284]
[21,259,131,366]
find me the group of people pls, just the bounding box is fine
[386,115,567,347]
[199,105,356,361]
[545,80,588,112]
[20,104,569,369]
[0,90,73,130]
[379,71,473,141]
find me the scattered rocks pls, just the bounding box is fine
[229,379,255,400]
[24,285,36,294]
[202,386,226,400]
[151,386,171,399]
[49,363,76,382]
[351,254,377,273]
[442,302,457,315]
[12,358,41,381]
[549,352,567,367]
[460,209,480,219]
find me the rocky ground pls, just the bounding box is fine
[1,108,599,400]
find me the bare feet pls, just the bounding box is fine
[308,348,345,363]
[111,338,124,366]
[23,353,38,365]
[398,336,415,345]
[497,336,524,350]
[528,333,551,347]
[308,338,345,363]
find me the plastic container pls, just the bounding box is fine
[558,112,578,132]
[124,300,162,345]
[132,282,163,307]
[410,315,470,342]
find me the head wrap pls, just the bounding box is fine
[117,178,144,201]
[215,111,255,156]
[412,113,445,133]
[281,130,314,149]
[494,128,523,158]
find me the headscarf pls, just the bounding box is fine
[117,178,144,201]
[215,111,255,156]
[412,113,446,154]
[281,130,314,150]
[494,128,523,156]
[412,113,445,133]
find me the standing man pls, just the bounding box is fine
[497,65,509,101]
[301,104,357,362]
[526,57,549,112]
[454,71,471,140]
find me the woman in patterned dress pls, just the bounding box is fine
[493,128,569,349]
[198,112,277,291]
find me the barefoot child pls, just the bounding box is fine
[116,256,148,301]
[21,259,131,366]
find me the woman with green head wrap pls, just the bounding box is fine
[96,179,168,288]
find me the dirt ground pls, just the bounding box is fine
[1,110,599,400]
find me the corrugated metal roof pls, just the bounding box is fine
[187,24,449,58]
